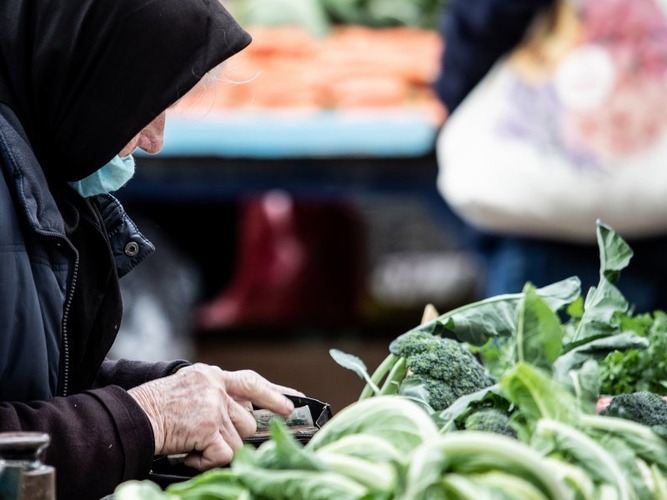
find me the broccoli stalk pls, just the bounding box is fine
[358,353,403,400]
[378,356,408,396]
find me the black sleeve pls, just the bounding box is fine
[94,358,191,389]
[433,0,553,113]
[0,386,154,500]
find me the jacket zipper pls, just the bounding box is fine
[60,256,78,397]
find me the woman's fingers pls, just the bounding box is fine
[223,370,296,416]
[226,398,257,438]
[183,432,234,471]
[129,364,304,470]
[270,383,306,398]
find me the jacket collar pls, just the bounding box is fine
[0,102,155,275]
[0,102,65,237]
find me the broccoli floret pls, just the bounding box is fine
[391,331,440,358]
[599,391,667,427]
[389,331,495,411]
[463,408,517,438]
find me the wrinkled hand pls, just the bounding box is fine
[128,363,301,470]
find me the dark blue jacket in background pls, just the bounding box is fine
[432,0,667,313]
[434,0,552,113]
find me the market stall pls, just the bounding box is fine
[114,224,667,499]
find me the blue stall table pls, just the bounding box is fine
[121,109,462,234]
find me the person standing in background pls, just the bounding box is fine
[433,0,667,313]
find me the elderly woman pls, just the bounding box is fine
[0,0,299,498]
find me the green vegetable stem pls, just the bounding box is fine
[403,431,572,500]
[534,418,635,500]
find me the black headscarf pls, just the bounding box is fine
[0,0,250,182]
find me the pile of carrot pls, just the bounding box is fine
[176,25,446,122]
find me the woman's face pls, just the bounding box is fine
[119,111,166,156]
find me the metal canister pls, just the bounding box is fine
[0,432,56,500]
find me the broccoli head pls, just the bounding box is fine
[599,391,667,427]
[389,331,495,411]
[463,408,517,438]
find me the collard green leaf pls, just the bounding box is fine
[367,0,422,26]
[235,0,331,37]
[316,451,398,495]
[554,332,649,385]
[114,480,167,500]
[397,376,433,409]
[651,464,667,499]
[165,465,249,498]
[533,419,635,497]
[232,445,370,500]
[329,348,380,395]
[500,363,581,427]
[597,221,633,283]
[405,432,571,500]
[568,280,628,346]
[233,466,370,500]
[253,420,325,471]
[582,414,667,471]
[443,471,552,500]
[582,280,628,325]
[314,434,404,465]
[329,349,369,378]
[567,223,633,346]
[559,359,601,412]
[306,396,439,455]
[437,383,506,425]
[319,0,367,24]
[515,283,563,370]
[411,277,581,346]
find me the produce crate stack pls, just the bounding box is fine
[175,0,447,122]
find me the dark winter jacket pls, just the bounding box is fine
[0,0,251,498]
[0,99,189,499]
[434,0,553,113]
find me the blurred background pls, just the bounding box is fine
[109,0,479,412]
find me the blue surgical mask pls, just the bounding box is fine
[68,154,136,197]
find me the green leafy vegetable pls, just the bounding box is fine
[598,311,667,395]
[233,0,331,37]
[500,362,583,429]
[115,221,667,500]
[329,348,382,396]
[306,395,439,454]
[514,283,564,370]
[233,459,370,500]
[114,480,167,499]
[403,431,572,500]
[533,418,635,499]
[412,277,580,347]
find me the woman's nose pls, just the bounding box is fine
[137,112,166,154]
